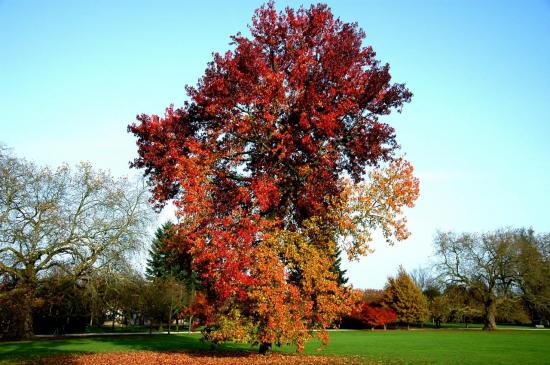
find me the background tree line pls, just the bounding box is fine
[2,146,548,341]
[342,228,550,331]
[0,147,199,340]
[430,229,550,330]
[342,266,428,330]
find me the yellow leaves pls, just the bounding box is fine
[329,157,419,260]
[190,157,418,352]
[242,222,356,352]
[204,308,256,344]
[384,266,429,324]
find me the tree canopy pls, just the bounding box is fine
[129,2,417,352]
[145,222,193,283]
[435,229,550,329]
[0,147,152,339]
[384,266,428,327]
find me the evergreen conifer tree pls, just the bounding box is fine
[146,222,184,281]
[330,246,348,285]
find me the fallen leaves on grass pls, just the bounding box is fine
[23,351,373,365]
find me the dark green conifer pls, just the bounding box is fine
[330,246,348,286]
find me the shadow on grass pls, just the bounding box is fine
[0,334,258,364]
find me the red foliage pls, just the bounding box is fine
[31,351,365,365]
[128,2,414,350]
[364,305,398,329]
[351,302,397,329]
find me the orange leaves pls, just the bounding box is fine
[247,225,355,350]
[128,1,416,353]
[247,236,312,349]
[30,351,367,365]
[333,157,420,260]
[366,158,419,242]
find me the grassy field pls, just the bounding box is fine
[0,329,549,364]
[289,330,550,364]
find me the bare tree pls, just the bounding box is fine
[0,148,152,339]
[159,276,190,334]
[410,266,441,295]
[434,230,517,330]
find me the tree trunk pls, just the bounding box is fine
[259,342,272,355]
[9,277,37,340]
[17,295,34,340]
[483,298,497,331]
[188,315,193,333]
[10,286,35,340]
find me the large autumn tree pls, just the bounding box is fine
[129,2,417,352]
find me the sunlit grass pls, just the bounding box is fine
[1,329,549,364]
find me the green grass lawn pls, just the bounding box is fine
[0,334,218,364]
[1,330,549,364]
[291,330,550,364]
[83,324,194,333]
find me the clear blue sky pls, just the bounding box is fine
[1,0,549,288]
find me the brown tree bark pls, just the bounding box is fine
[11,286,35,340]
[259,342,272,355]
[20,300,34,339]
[11,273,37,340]
[483,297,497,330]
[168,307,172,335]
